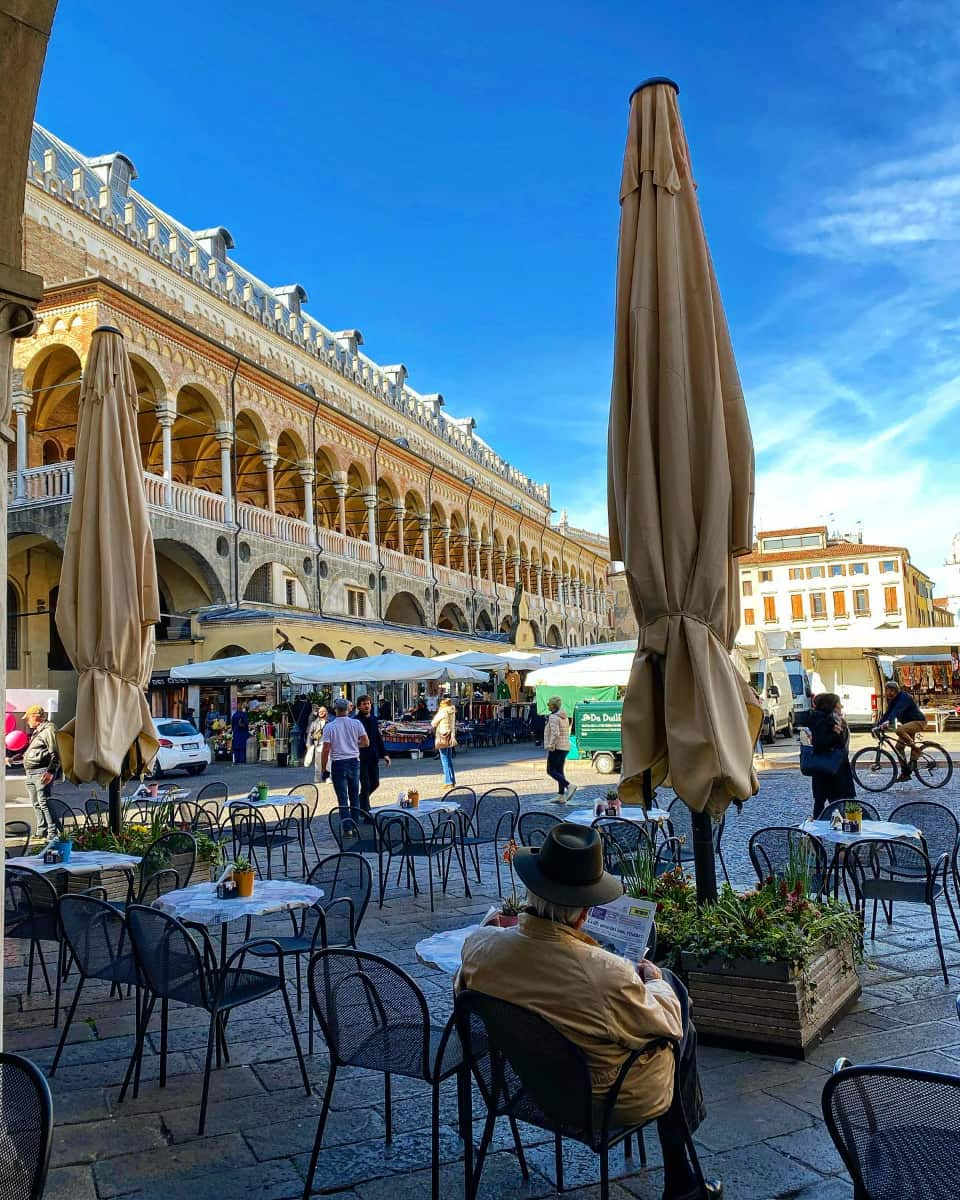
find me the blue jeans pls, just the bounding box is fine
[331,757,361,811]
[438,747,456,786]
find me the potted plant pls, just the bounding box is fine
[231,856,255,898]
[484,839,523,927]
[407,787,420,809]
[843,801,863,834]
[256,780,269,803]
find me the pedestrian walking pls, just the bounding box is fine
[544,695,577,802]
[21,704,60,838]
[230,701,249,765]
[802,692,855,818]
[307,705,327,779]
[431,696,458,791]
[355,694,390,811]
[319,697,369,812]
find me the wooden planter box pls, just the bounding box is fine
[680,942,860,1059]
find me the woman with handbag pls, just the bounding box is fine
[802,693,855,818]
[431,696,458,791]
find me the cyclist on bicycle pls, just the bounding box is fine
[874,681,927,781]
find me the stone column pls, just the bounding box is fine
[157,403,176,507]
[512,556,521,588]
[215,422,233,508]
[299,462,316,538]
[419,517,431,564]
[474,539,482,580]
[363,488,378,545]
[332,471,348,535]
[261,448,277,512]
[395,504,406,555]
[441,524,451,567]
[537,565,544,597]
[11,390,31,500]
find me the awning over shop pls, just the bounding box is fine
[432,650,544,671]
[169,649,486,686]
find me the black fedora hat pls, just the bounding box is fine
[513,823,623,907]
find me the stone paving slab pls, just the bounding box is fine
[5,748,960,1199]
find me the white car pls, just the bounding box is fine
[149,718,211,778]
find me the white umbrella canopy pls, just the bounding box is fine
[525,653,635,689]
[170,650,325,683]
[55,327,160,802]
[170,650,486,687]
[432,650,543,671]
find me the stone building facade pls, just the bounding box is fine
[8,125,614,718]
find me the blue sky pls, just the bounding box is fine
[37,0,960,588]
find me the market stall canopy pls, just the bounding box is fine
[170,650,326,682]
[526,651,634,714]
[432,650,544,671]
[169,650,486,686]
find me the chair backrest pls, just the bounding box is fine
[455,989,596,1140]
[845,838,935,897]
[0,1052,54,1200]
[46,797,81,834]
[229,804,270,854]
[821,799,881,823]
[375,811,426,852]
[196,782,228,807]
[328,807,378,853]
[83,798,109,825]
[59,894,129,981]
[593,816,648,868]
[172,801,221,840]
[748,826,827,888]
[306,853,372,945]
[308,948,432,1078]
[4,821,31,859]
[517,810,562,848]
[5,866,59,930]
[291,782,319,818]
[126,903,207,1003]
[139,831,197,899]
[474,789,520,839]
[823,1063,960,1199]
[444,786,477,823]
[889,801,959,864]
[123,802,153,824]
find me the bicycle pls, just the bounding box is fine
[851,726,954,792]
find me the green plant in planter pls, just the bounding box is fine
[617,840,657,900]
[231,855,252,873]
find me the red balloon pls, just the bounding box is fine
[5,730,28,752]
[4,714,15,734]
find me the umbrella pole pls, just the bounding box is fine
[690,810,718,905]
[108,776,122,835]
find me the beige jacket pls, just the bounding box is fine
[431,704,457,746]
[455,912,680,1122]
[544,709,571,752]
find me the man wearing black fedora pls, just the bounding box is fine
[457,823,717,1200]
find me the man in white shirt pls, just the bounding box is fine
[320,697,369,811]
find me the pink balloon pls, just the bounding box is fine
[5,730,28,752]
[4,714,15,734]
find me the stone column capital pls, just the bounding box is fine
[11,389,32,416]
[214,420,234,443]
[260,448,278,470]
[298,462,316,485]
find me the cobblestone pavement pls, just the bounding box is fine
[7,744,960,1200]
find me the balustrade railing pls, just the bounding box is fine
[380,546,429,579]
[8,463,74,506]
[315,523,376,563]
[144,474,227,524]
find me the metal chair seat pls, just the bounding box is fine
[865,1126,957,1198]
[168,965,282,1012]
[858,876,944,905]
[344,1022,464,1079]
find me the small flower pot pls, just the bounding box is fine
[256,785,269,803]
[233,868,255,898]
[52,839,73,863]
[408,790,420,808]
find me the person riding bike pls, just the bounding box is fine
[874,681,927,782]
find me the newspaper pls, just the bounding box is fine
[584,894,656,960]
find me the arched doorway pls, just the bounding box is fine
[384,590,426,626]
[310,643,335,657]
[437,602,468,632]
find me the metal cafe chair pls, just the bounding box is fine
[666,796,731,885]
[456,989,709,1200]
[0,1052,54,1200]
[5,820,32,859]
[823,1057,960,1199]
[517,809,562,848]
[83,797,110,827]
[4,866,66,1023]
[820,800,881,824]
[748,826,829,897]
[228,804,304,880]
[374,810,471,912]
[456,787,519,895]
[303,949,471,1200]
[328,807,379,855]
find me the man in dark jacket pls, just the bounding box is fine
[875,682,927,780]
[355,693,390,812]
[22,704,60,838]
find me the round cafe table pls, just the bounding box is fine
[153,879,323,966]
[798,818,923,899]
[565,805,672,827]
[374,799,462,828]
[415,924,483,974]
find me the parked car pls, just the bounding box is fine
[148,718,211,777]
[749,657,795,743]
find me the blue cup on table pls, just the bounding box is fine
[52,839,73,863]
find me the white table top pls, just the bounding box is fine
[126,788,190,805]
[226,794,306,810]
[416,923,483,973]
[566,806,672,826]
[153,879,323,926]
[375,800,461,820]
[7,850,141,875]
[799,819,923,847]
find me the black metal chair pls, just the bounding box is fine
[244,853,373,1053]
[290,782,321,859]
[456,989,707,1200]
[748,826,829,896]
[172,800,229,846]
[94,830,197,910]
[229,804,304,880]
[83,797,109,827]
[844,839,958,984]
[457,787,520,895]
[0,1052,54,1200]
[51,894,140,1074]
[4,866,65,1022]
[888,800,960,888]
[374,811,471,911]
[46,797,83,837]
[444,785,478,827]
[328,807,378,855]
[5,820,32,858]
[822,1057,960,1199]
[303,949,470,1200]
[820,800,881,823]
[666,797,730,885]
[121,904,309,1134]
[593,817,680,880]
[517,809,562,848]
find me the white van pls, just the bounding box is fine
[749,657,795,743]
[805,653,895,729]
[784,659,813,720]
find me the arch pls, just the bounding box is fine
[475,608,493,632]
[346,646,368,660]
[448,509,467,572]
[546,624,562,647]
[212,643,248,660]
[506,535,518,585]
[384,590,426,626]
[344,461,370,539]
[25,343,81,468]
[154,538,225,607]
[235,410,269,507]
[403,489,426,559]
[437,602,468,632]
[174,383,222,492]
[499,616,513,634]
[309,642,335,657]
[275,430,306,519]
[529,619,542,645]
[314,447,339,530]
[377,477,400,551]
[429,500,447,563]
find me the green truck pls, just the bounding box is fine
[573,700,623,775]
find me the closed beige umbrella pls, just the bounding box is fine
[56,326,159,828]
[608,79,762,845]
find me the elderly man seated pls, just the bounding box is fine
[456,823,719,1200]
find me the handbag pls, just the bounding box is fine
[799,744,846,776]
[304,742,315,767]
